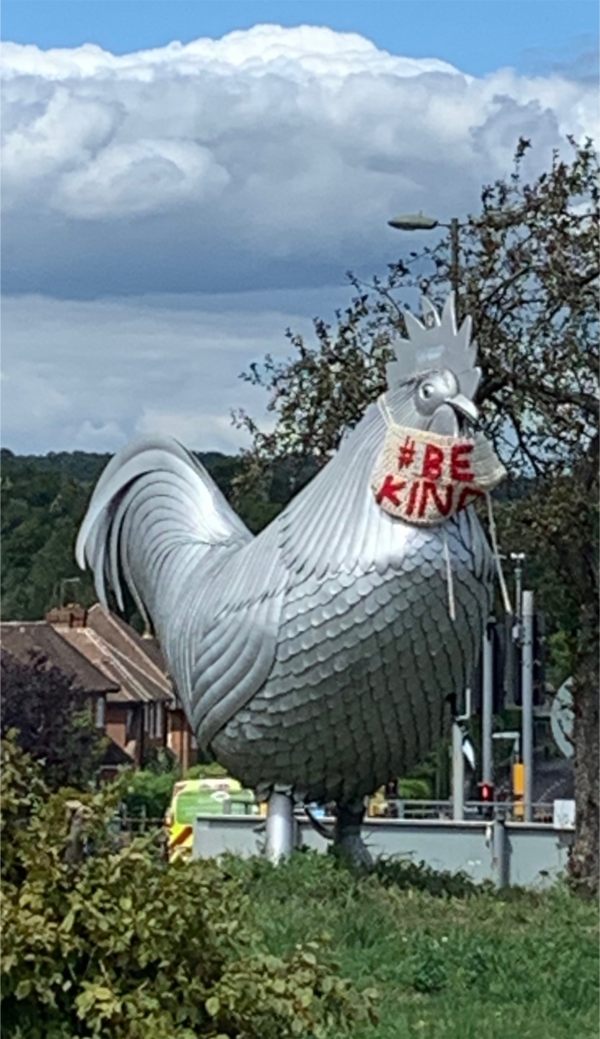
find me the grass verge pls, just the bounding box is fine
[230,852,599,1039]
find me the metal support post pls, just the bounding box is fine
[265,789,295,862]
[482,620,494,787]
[521,590,534,822]
[492,811,509,887]
[452,721,464,821]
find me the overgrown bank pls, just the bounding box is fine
[1,738,598,1039]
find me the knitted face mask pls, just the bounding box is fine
[371,423,506,526]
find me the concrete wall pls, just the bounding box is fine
[191,814,574,890]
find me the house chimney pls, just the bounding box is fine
[46,603,88,628]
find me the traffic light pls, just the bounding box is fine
[478,781,494,819]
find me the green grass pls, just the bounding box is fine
[231,853,599,1039]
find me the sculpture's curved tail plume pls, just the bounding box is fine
[75,436,251,637]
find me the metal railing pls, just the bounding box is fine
[366,799,554,822]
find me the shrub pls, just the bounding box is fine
[371,857,481,898]
[0,652,105,789]
[122,769,177,822]
[184,761,228,780]
[0,738,374,1038]
[398,777,432,800]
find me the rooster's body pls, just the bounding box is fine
[77,295,499,850]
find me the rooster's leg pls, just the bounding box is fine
[265,787,295,862]
[333,799,373,869]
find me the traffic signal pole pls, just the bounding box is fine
[521,590,535,822]
[482,620,494,789]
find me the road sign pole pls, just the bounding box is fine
[482,620,494,787]
[521,590,534,822]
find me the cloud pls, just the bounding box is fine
[1,25,598,455]
[0,291,325,454]
[1,25,597,299]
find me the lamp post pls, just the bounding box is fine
[389,210,465,817]
[387,212,462,298]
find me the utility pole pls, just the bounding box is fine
[482,619,494,789]
[521,590,535,821]
[510,553,526,622]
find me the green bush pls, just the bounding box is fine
[184,761,229,780]
[0,738,375,1038]
[123,769,177,822]
[397,777,432,800]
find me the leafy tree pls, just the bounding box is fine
[0,450,280,619]
[233,137,599,891]
[0,652,105,790]
[0,738,373,1038]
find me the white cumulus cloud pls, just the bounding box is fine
[1,24,597,299]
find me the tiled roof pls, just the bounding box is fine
[50,605,173,706]
[0,621,118,695]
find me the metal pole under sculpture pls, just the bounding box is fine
[76,293,507,863]
[265,790,295,861]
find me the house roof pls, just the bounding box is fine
[0,621,119,695]
[49,604,173,706]
[100,738,135,768]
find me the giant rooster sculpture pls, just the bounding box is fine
[77,294,505,861]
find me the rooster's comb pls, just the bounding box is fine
[386,293,481,400]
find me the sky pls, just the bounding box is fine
[1,0,598,455]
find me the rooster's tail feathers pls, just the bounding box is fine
[76,436,251,628]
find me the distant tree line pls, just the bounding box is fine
[0,447,297,623]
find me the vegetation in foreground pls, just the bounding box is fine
[236,854,599,1039]
[2,739,598,1039]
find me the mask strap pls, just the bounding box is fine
[485,492,513,615]
[442,528,457,622]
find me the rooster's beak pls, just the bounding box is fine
[449,393,478,424]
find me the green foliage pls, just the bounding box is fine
[0,448,290,622]
[0,653,105,790]
[184,761,229,780]
[122,769,177,822]
[0,739,373,1039]
[398,777,432,800]
[229,852,599,1039]
[0,452,100,620]
[370,858,481,899]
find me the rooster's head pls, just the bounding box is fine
[384,293,480,437]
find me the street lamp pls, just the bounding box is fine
[387,211,461,299]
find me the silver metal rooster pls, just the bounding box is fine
[77,294,503,861]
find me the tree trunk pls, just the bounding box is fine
[569,606,599,896]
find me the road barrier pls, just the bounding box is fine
[191,811,574,889]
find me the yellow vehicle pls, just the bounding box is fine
[165,777,260,861]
